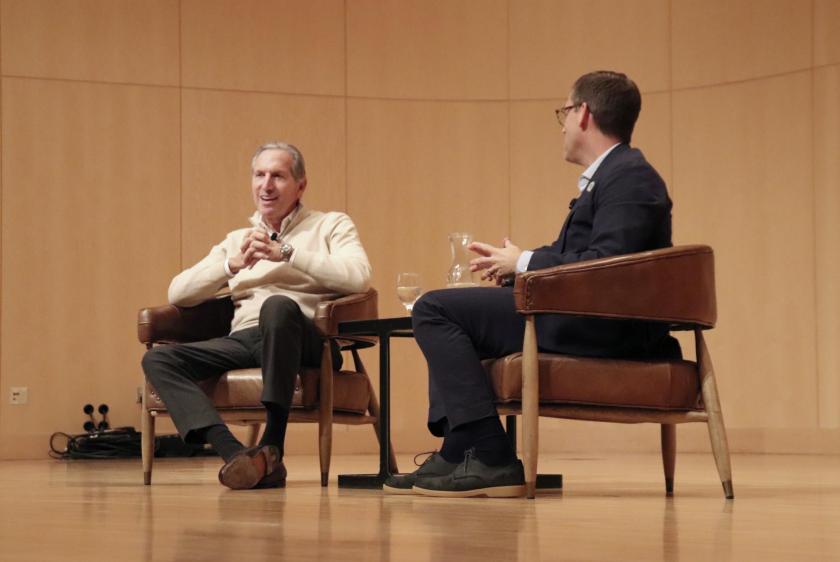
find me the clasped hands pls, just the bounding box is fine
[227,227,285,274]
[468,238,522,286]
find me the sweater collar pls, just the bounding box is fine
[249,204,305,238]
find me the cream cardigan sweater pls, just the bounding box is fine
[168,206,372,334]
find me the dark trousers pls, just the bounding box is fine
[412,287,527,437]
[412,286,681,438]
[141,295,335,444]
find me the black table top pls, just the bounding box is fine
[337,316,413,336]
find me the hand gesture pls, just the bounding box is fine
[228,227,282,273]
[468,238,522,286]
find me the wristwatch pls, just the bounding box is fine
[278,242,294,262]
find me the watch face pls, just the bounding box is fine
[281,243,293,259]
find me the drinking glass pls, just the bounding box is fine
[396,273,422,312]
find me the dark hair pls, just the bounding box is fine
[571,71,641,144]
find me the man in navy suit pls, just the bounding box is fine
[384,71,675,498]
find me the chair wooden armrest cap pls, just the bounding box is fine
[314,288,378,335]
[513,245,716,328]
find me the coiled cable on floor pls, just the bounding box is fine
[49,428,140,459]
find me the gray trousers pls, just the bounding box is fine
[141,295,339,444]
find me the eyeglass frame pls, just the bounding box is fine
[555,103,582,126]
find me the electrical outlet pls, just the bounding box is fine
[10,387,28,405]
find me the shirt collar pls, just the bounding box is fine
[578,143,622,192]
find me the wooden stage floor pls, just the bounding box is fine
[1,452,839,561]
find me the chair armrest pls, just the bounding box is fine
[314,289,379,336]
[512,245,716,328]
[138,295,235,345]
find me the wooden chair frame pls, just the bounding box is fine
[508,245,733,499]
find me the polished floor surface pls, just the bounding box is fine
[1,452,839,561]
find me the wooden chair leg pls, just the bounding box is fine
[661,424,676,496]
[318,342,335,487]
[522,316,539,499]
[366,380,399,474]
[696,329,734,499]
[141,401,155,485]
[245,423,261,448]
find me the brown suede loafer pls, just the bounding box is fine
[218,445,284,490]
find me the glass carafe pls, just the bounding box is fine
[447,232,478,288]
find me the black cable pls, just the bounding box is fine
[49,428,142,460]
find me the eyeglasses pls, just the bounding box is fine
[555,104,580,126]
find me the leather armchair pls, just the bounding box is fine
[137,289,397,486]
[484,245,733,498]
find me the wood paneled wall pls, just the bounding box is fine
[0,0,838,459]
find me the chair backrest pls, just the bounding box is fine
[513,245,716,330]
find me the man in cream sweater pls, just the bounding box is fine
[142,142,371,490]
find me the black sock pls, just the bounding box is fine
[472,433,517,466]
[258,402,289,458]
[440,416,515,465]
[198,424,244,462]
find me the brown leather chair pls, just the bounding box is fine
[137,289,397,486]
[484,245,733,499]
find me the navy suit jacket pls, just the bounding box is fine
[528,144,679,359]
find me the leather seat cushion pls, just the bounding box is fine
[146,367,370,415]
[484,353,700,410]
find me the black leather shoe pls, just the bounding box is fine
[218,445,284,490]
[412,449,525,498]
[382,452,459,495]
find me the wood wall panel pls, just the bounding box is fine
[181,0,345,95]
[672,72,816,429]
[347,99,510,308]
[0,1,836,459]
[672,0,811,89]
[0,78,180,457]
[346,98,509,447]
[815,66,840,428]
[815,0,840,66]
[509,101,578,250]
[509,0,670,99]
[626,92,673,192]
[347,0,508,100]
[0,0,179,85]
[180,89,346,266]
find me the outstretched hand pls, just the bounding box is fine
[468,238,522,286]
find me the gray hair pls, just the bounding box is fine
[251,142,306,181]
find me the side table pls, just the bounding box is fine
[335,315,562,492]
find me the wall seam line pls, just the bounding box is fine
[178,0,184,271]
[344,0,348,214]
[810,0,821,427]
[506,0,511,244]
[0,21,4,444]
[668,0,676,210]
[4,65,838,102]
